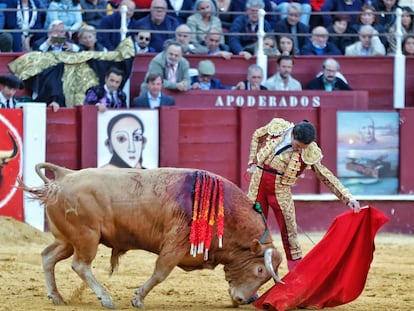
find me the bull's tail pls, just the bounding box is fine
[109,249,127,276]
[18,177,61,206]
[35,162,74,183]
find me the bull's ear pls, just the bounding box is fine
[250,239,263,255]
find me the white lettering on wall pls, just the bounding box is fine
[215,95,321,107]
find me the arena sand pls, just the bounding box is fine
[0,216,413,311]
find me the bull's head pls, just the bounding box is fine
[0,131,19,185]
[224,239,283,306]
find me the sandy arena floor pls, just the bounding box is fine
[0,216,413,311]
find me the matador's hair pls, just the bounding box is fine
[292,120,316,144]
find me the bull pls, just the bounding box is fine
[21,162,283,309]
[0,131,18,185]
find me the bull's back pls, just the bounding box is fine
[46,168,196,253]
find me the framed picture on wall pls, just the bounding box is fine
[337,111,399,195]
[97,110,159,169]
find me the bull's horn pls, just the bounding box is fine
[0,131,18,163]
[264,248,284,284]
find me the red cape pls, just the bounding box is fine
[254,206,389,311]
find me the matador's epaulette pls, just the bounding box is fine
[302,142,323,165]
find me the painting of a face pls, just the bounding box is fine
[110,116,144,168]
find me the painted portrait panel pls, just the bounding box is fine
[97,110,159,169]
[337,111,399,195]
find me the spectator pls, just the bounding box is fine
[213,0,277,31]
[135,0,180,52]
[277,35,296,56]
[140,40,190,95]
[273,0,312,26]
[345,24,386,56]
[309,0,326,29]
[5,0,46,52]
[0,74,24,108]
[191,59,232,90]
[133,72,175,108]
[45,0,83,38]
[402,33,414,55]
[134,30,156,53]
[166,0,194,24]
[174,24,209,54]
[97,0,138,51]
[187,0,224,45]
[301,26,342,55]
[33,19,81,52]
[78,25,108,51]
[234,64,267,90]
[203,27,232,59]
[84,66,127,112]
[373,0,401,32]
[274,3,309,55]
[306,58,352,91]
[263,55,302,91]
[351,5,387,48]
[244,34,280,57]
[228,0,273,59]
[327,14,354,54]
[387,6,414,54]
[320,0,364,27]
[0,33,13,52]
[80,0,108,29]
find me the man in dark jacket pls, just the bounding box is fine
[97,0,138,50]
[300,26,342,55]
[228,0,273,58]
[306,58,352,91]
[133,72,175,108]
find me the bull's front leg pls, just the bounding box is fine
[131,246,188,309]
[42,240,74,305]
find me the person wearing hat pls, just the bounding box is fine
[191,59,232,90]
[0,74,24,109]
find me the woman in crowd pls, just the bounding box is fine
[187,0,224,45]
[78,24,108,51]
[327,14,354,54]
[277,35,296,56]
[402,33,414,56]
[387,6,414,54]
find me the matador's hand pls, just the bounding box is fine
[348,199,361,213]
[246,164,257,174]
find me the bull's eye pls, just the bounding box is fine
[258,266,263,273]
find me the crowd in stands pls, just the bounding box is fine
[0,0,413,109]
[0,0,413,55]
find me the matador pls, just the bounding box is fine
[247,118,360,271]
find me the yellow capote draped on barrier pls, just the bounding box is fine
[8,38,135,107]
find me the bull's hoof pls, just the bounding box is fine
[99,296,115,309]
[48,293,66,305]
[131,296,145,309]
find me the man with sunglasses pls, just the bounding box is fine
[134,30,156,53]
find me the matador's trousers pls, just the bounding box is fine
[251,168,302,261]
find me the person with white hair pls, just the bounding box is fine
[227,0,273,59]
[345,24,386,56]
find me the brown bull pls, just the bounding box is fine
[21,163,283,309]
